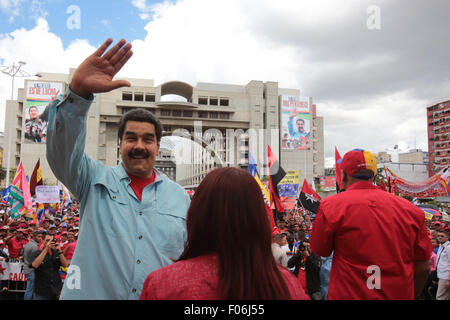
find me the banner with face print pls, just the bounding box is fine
[280,95,311,150]
[25,81,64,144]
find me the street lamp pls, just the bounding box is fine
[1,61,42,187]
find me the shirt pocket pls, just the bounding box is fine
[93,182,131,238]
[151,208,187,260]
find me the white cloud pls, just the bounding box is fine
[0,0,25,22]
[124,0,447,165]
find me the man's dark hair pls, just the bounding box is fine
[438,230,450,238]
[118,109,163,142]
[296,118,305,124]
[353,169,375,180]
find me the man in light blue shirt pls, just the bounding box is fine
[287,115,310,141]
[46,38,190,299]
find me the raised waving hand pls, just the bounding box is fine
[70,38,133,98]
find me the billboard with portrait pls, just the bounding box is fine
[280,95,311,150]
[25,81,64,143]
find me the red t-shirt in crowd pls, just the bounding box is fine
[128,171,156,201]
[65,241,78,260]
[310,181,432,300]
[7,237,28,259]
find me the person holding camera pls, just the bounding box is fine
[288,240,322,300]
[31,234,69,300]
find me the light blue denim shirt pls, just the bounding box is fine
[46,89,190,299]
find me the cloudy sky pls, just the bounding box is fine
[0,0,449,167]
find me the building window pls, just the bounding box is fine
[160,109,171,116]
[220,113,229,120]
[145,94,155,102]
[198,97,208,105]
[220,98,229,106]
[198,111,208,118]
[134,92,144,101]
[210,112,218,119]
[122,92,132,101]
[210,97,218,106]
[183,110,193,117]
[172,110,182,117]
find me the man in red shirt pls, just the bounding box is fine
[310,149,432,300]
[5,229,29,259]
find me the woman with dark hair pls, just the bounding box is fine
[140,167,309,300]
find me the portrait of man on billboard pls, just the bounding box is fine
[281,96,311,150]
[25,81,62,144]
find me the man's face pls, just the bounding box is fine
[437,232,449,244]
[34,234,43,243]
[278,236,288,247]
[16,232,23,240]
[296,119,305,133]
[44,235,54,245]
[29,107,39,120]
[119,120,160,178]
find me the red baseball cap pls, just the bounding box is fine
[338,149,377,178]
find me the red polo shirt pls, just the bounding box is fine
[7,237,29,259]
[310,181,432,300]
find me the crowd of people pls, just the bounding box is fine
[270,205,450,300]
[0,201,80,300]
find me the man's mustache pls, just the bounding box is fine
[129,149,150,158]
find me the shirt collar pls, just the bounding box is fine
[346,180,377,191]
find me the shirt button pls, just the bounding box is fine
[137,259,141,264]
[138,211,143,216]
[138,235,143,240]
[132,288,136,293]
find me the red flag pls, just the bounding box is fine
[268,146,286,212]
[29,158,43,197]
[379,179,387,191]
[298,179,321,213]
[335,146,343,191]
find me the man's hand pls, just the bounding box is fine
[70,38,134,99]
